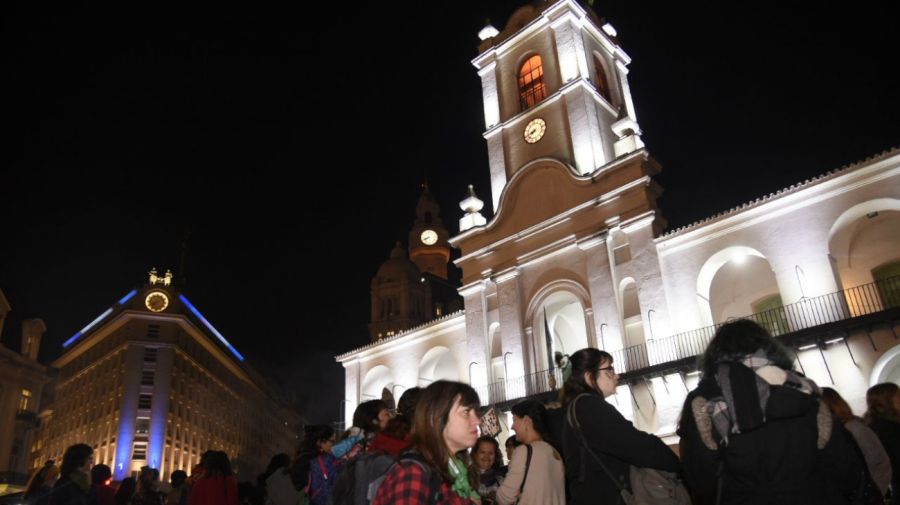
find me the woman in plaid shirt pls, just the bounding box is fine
[373,381,483,505]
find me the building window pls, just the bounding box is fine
[143,348,158,363]
[135,418,150,436]
[138,394,152,410]
[518,55,547,111]
[132,443,147,461]
[141,371,154,386]
[593,54,612,103]
[147,324,160,339]
[19,389,32,412]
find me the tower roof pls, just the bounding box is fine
[375,242,421,284]
[60,270,246,363]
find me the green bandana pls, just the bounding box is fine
[448,457,480,501]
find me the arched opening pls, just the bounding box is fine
[697,246,784,331]
[518,54,547,110]
[870,344,900,386]
[490,324,504,382]
[708,254,786,334]
[534,290,590,373]
[593,53,613,104]
[418,346,459,387]
[489,323,508,401]
[619,278,649,371]
[829,200,900,314]
[361,365,396,409]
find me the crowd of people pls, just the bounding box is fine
[21,320,900,504]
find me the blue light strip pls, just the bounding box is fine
[178,294,246,361]
[63,290,138,349]
[63,308,114,348]
[117,289,139,305]
[62,332,82,348]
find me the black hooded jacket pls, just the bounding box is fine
[678,376,864,505]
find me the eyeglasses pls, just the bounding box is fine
[597,365,616,375]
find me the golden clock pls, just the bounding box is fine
[144,292,169,312]
[421,229,438,245]
[523,118,546,144]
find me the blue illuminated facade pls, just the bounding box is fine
[42,277,298,482]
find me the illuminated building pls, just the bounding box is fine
[0,289,51,487]
[33,272,301,480]
[368,185,463,343]
[337,0,900,446]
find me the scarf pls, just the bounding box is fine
[448,456,480,501]
[707,349,819,445]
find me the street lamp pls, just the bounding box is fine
[599,323,608,350]
[503,352,512,381]
[647,309,656,340]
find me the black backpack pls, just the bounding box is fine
[328,450,442,505]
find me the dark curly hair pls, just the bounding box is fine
[699,319,793,377]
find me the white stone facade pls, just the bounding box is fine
[336,0,900,442]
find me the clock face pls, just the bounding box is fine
[144,292,169,313]
[523,118,546,144]
[420,229,438,245]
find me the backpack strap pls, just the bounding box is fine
[395,455,442,505]
[514,444,533,505]
[566,393,628,494]
[308,455,328,501]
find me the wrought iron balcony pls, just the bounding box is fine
[476,275,900,407]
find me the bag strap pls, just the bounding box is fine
[317,455,329,481]
[307,456,328,500]
[513,444,533,505]
[566,393,627,493]
[395,456,442,505]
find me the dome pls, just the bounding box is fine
[375,242,421,284]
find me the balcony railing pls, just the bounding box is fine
[475,275,900,406]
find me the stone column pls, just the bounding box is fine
[148,346,173,473]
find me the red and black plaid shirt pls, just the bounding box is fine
[372,461,475,505]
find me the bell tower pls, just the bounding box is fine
[473,0,645,212]
[408,183,451,280]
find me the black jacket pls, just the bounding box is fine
[678,377,864,505]
[869,418,900,505]
[48,475,89,505]
[561,392,680,505]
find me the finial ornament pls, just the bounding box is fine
[459,185,487,232]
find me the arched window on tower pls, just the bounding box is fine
[593,54,613,104]
[518,55,547,110]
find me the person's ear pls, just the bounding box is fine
[583,370,594,386]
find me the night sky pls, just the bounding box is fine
[2,1,898,424]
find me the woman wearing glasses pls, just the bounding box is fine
[560,348,679,505]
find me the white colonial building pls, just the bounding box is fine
[336,0,900,445]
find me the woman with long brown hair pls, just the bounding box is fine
[373,380,481,505]
[821,387,892,498]
[865,382,900,505]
